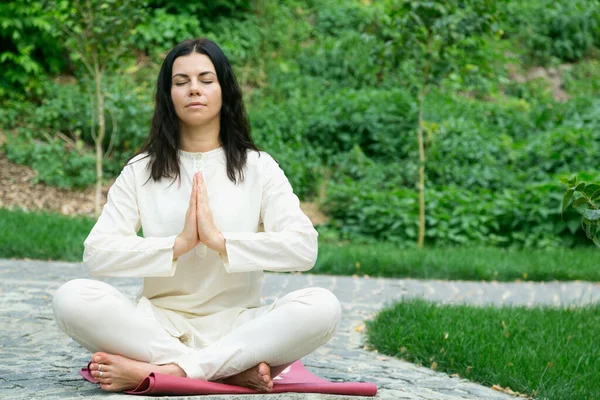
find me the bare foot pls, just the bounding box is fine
[88,352,186,392]
[223,362,273,392]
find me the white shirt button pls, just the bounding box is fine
[196,244,207,258]
[193,158,204,171]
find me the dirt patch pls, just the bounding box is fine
[0,151,110,217]
[507,63,573,102]
[299,201,330,226]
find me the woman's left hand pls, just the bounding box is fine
[195,172,226,254]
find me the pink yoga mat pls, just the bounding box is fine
[80,359,377,396]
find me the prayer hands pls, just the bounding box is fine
[173,172,225,260]
[194,172,225,252]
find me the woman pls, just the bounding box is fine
[52,38,341,393]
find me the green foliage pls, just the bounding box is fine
[147,0,251,17]
[2,0,600,249]
[49,0,148,75]
[323,174,588,249]
[3,129,96,189]
[562,60,600,97]
[366,299,600,400]
[503,0,600,65]
[379,0,501,91]
[132,8,201,58]
[1,75,156,178]
[0,0,66,101]
[561,176,600,247]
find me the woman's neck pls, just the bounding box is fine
[179,118,221,153]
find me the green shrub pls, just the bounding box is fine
[503,0,600,65]
[562,60,600,97]
[3,129,96,189]
[324,171,590,249]
[132,8,201,58]
[0,0,67,101]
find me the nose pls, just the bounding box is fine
[188,78,202,96]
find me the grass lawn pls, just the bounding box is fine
[0,208,95,261]
[316,242,600,282]
[365,298,600,400]
[2,208,600,282]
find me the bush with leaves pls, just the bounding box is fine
[0,0,67,102]
[3,128,96,189]
[562,177,600,247]
[502,0,600,65]
[324,167,590,249]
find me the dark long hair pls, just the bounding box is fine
[134,38,259,184]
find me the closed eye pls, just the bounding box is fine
[174,81,213,86]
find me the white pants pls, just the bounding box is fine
[52,279,341,381]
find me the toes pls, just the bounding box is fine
[99,383,117,392]
[258,362,270,375]
[92,352,110,363]
[91,370,110,379]
[90,362,110,372]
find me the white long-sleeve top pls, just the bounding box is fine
[83,147,318,331]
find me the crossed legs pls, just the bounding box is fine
[52,279,341,392]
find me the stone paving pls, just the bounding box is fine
[1,259,600,400]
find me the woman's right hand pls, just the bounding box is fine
[173,173,201,260]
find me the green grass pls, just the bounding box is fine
[2,208,600,283]
[0,208,94,261]
[366,299,600,400]
[315,243,600,282]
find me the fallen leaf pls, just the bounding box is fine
[354,324,365,332]
[376,356,388,361]
[431,361,437,370]
[492,384,523,396]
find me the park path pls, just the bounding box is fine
[1,259,599,399]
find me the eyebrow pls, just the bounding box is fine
[172,72,216,79]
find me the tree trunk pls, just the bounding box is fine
[94,68,105,218]
[417,90,426,248]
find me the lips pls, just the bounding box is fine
[187,102,206,108]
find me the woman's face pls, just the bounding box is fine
[170,53,222,127]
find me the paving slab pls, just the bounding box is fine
[2,259,599,399]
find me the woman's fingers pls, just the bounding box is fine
[190,173,197,207]
[196,173,205,207]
